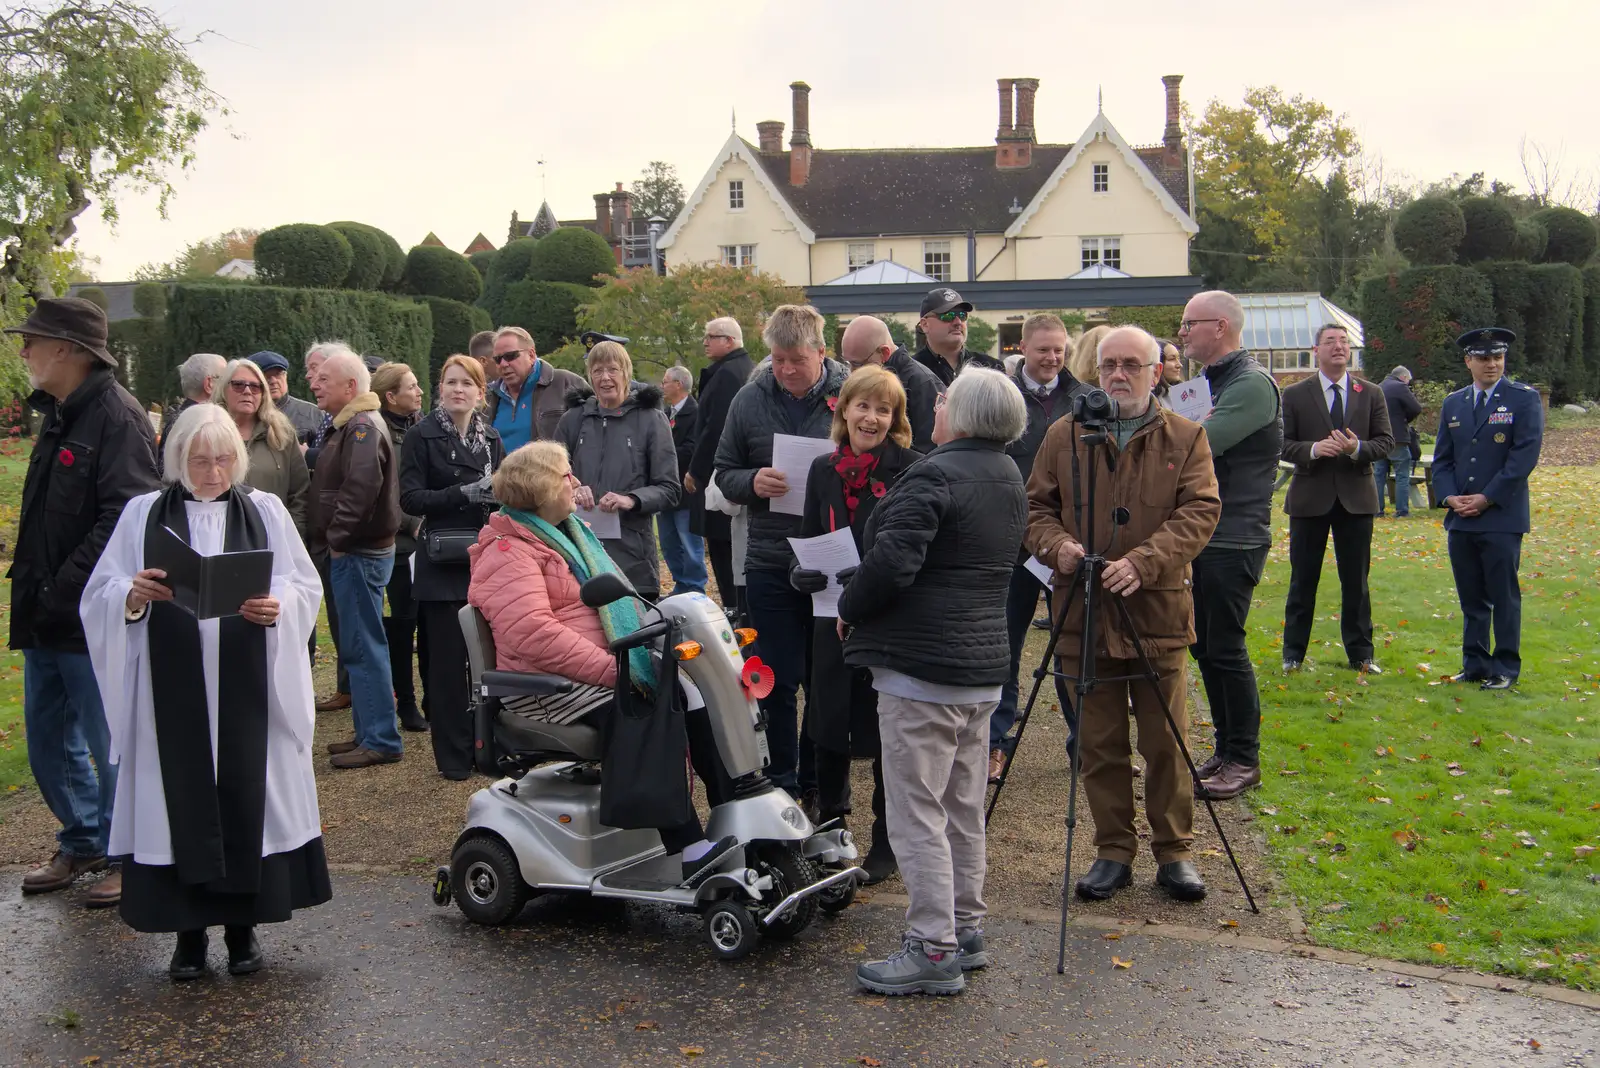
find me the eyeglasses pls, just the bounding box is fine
[1178,318,1222,332]
[1098,360,1156,377]
[704,334,731,342]
[561,471,580,484]
[227,380,264,394]
[933,309,969,323]
[494,349,528,365]
[934,392,949,412]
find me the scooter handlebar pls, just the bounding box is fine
[608,619,672,653]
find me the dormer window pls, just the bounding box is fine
[728,180,745,209]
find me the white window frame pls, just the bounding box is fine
[847,242,876,272]
[1092,162,1109,193]
[728,180,744,210]
[719,244,756,268]
[1081,236,1122,271]
[923,240,952,282]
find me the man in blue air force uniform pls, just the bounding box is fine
[1430,327,1543,691]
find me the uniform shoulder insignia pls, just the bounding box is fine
[1509,380,1533,391]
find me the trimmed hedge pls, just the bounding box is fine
[478,237,540,321]
[77,286,108,312]
[328,222,386,290]
[1531,206,1598,266]
[1106,305,1184,339]
[1476,261,1585,399]
[132,281,167,319]
[1393,197,1465,265]
[254,224,353,289]
[525,227,617,287]
[113,318,170,404]
[1582,265,1600,398]
[330,221,405,289]
[497,279,590,353]
[1458,197,1518,263]
[403,245,482,304]
[468,248,497,280]
[164,284,432,401]
[417,296,493,389]
[1360,266,1494,388]
[1514,218,1548,261]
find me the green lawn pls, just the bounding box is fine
[1250,465,1599,989]
[0,447,30,794]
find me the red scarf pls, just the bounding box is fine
[830,444,882,530]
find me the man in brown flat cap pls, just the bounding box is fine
[6,297,159,908]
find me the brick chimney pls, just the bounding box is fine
[996,77,1036,169]
[1162,74,1184,165]
[609,182,631,243]
[789,81,812,187]
[594,192,610,236]
[756,120,785,153]
[996,78,1015,139]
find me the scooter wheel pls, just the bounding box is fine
[450,835,529,926]
[431,865,452,907]
[817,872,858,915]
[754,846,821,941]
[703,901,760,961]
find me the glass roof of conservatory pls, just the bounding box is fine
[1238,292,1363,352]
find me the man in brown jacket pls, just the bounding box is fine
[1025,326,1221,904]
[1280,325,1393,676]
[309,350,404,768]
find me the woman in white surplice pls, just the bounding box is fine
[82,404,330,982]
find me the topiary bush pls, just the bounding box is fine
[1458,197,1519,263]
[1393,197,1466,266]
[402,245,482,304]
[254,224,354,289]
[1530,206,1598,266]
[1105,305,1184,339]
[417,296,493,390]
[76,286,108,312]
[132,281,168,319]
[1514,218,1548,262]
[1523,263,1584,398]
[165,284,432,399]
[525,227,617,287]
[1360,265,1494,388]
[328,221,386,290]
[478,237,540,321]
[469,248,497,280]
[497,279,590,353]
[330,221,406,290]
[113,317,170,404]
[1581,265,1600,399]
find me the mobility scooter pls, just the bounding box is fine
[432,573,863,960]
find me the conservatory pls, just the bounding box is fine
[1237,292,1364,376]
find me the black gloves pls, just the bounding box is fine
[789,566,828,594]
[835,566,858,588]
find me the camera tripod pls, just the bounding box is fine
[986,418,1259,974]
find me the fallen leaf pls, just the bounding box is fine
[858,1058,883,1067]
[1218,919,1239,928]
[680,1047,705,1058]
[1273,999,1304,1009]
[1111,956,1132,968]
[1493,788,1512,796]
[1033,1061,1049,1068]
[1529,1039,1542,1050]
[1575,845,1595,859]
[1101,932,1122,940]
[635,1021,659,1031]
[1396,979,1416,988]
[1429,942,1447,953]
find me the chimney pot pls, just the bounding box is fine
[756,120,785,153]
[1162,74,1184,148]
[1014,78,1040,140]
[997,78,1015,138]
[789,81,813,186]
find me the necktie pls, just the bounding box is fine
[1329,383,1344,430]
[1474,391,1487,418]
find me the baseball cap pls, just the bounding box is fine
[920,287,973,317]
[247,350,290,373]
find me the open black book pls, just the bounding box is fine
[148,525,275,620]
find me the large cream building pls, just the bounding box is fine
[658,76,1203,352]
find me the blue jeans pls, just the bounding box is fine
[991,562,1076,752]
[657,508,707,594]
[744,568,815,793]
[1374,445,1414,516]
[331,552,402,755]
[24,649,117,858]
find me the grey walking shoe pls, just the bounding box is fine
[957,927,989,971]
[855,938,964,996]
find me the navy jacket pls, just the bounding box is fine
[1432,378,1542,534]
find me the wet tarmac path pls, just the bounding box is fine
[1,875,1594,1066]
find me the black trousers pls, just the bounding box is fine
[420,600,473,777]
[1283,502,1375,664]
[706,537,737,616]
[385,552,419,713]
[1190,544,1268,767]
[815,750,887,832]
[1448,530,1523,679]
[313,553,349,693]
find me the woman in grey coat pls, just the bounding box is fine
[555,342,680,599]
[214,358,310,538]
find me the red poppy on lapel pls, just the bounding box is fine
[1352,381,1362,393]
[58,448,75,467]
[827,396,838,412]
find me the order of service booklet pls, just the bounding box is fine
[148,525,275,620]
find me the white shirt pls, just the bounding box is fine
[1319,371,1351,415]
[1021,368,1058,396]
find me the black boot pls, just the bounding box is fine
[862,815,898,886]
[224,925,264,976]
[384,619,426,731]
[1074,859,1133,901]
[169,929,209,981]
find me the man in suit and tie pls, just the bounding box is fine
[658,364,706,595]
[1280,324,1393,674]
[1432,327,1543,691]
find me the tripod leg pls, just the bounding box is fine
[1108,594,1260,915]
[1055,707,1083,974]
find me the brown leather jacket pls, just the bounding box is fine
[1024,407,1221,659]
[308,393,401,556]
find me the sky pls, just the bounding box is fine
[72,0,1600,281]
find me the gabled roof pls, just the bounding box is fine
[819,260,937,286]
[1007,112,1197,238]
[420,232,445,247]
[660,132,815,248]
[464,233,496,255]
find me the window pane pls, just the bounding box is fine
[848,243,875,271]
[728,180,744,209]
[923,241,951,282]
[1104,237,1121,270]
[1092,163,1109,193]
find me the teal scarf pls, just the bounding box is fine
[502,507,654,692]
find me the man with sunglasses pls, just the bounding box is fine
[913,288,1004,388]
[1176,290,1282,802]
[485,326,584,452]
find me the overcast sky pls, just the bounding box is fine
[72,0,1598,280]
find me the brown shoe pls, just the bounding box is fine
[21,851,107,894]
[1199,762,1261,800]
[315,691,351,712]
[330,747,402,769]
[326,736,360,755]
[1194,751,1226,781]
[987,749,1007,784]
[83,867,122,909]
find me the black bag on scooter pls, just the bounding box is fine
[598,644,695,831]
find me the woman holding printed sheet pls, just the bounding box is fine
[792,365,920,885]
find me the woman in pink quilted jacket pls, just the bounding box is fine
[466,442,738,885]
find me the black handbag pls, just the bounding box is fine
[598,639,694,831]
[424,527,478,563]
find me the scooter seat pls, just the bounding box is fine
[496,713,602,761]
[481,670,576,699]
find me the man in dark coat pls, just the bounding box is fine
[1376,365,1423,517]
[156,352,224,475]
[911,287,1004,388]
[687,317,755,612]
[7,298,160,906]
[838,315,943,453]
[1279,324,1393,677]
[657,364,705,594]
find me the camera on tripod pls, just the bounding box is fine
[1072,387,1119,427]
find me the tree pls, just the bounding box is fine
[401,244,481,304]
[1458,197,1519,262]
[525,227,617,287]
[1530,206,1598,266]
[134,228,259,281]
[631,161,685,225]
[1393,196,1465,265]
[328,221,385,290]
[1,1,220,303]
[577,264,802,376]
[254,224,352,289]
